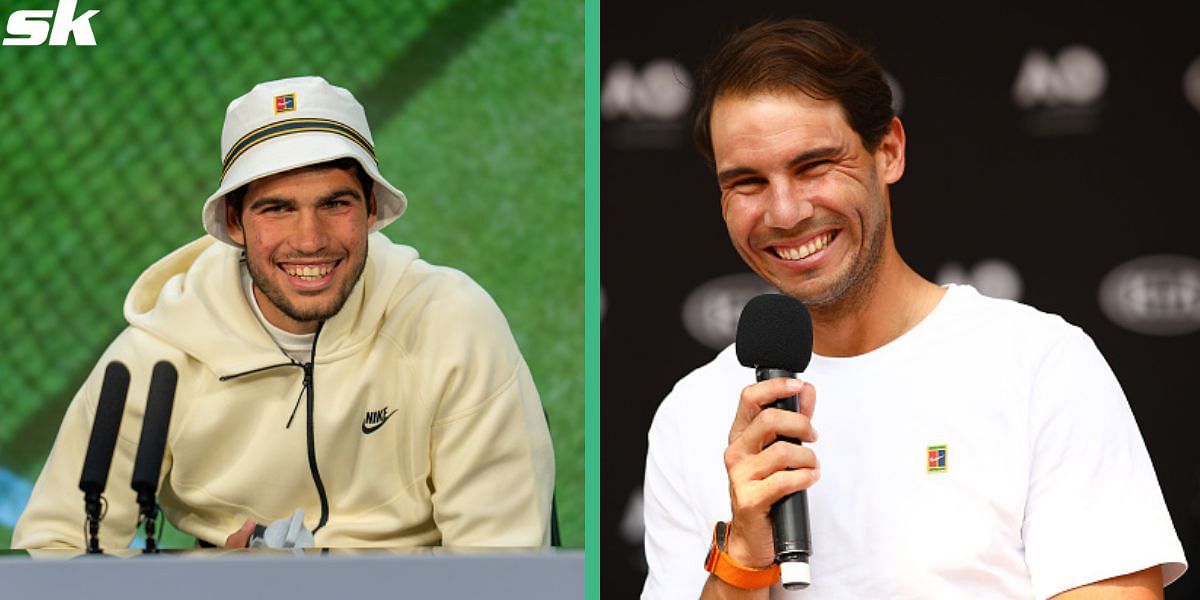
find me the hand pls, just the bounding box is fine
[224,518,256,548]
[723,377,818,569]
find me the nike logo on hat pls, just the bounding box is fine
[361,406,398,434]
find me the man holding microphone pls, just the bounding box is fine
[642,19,1185,598]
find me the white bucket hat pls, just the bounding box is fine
[201,76,407,246]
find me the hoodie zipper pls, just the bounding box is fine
[215,322,330,536]
[304,321,329,534]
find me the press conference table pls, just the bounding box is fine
[0,547,584,599]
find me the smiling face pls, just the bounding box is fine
[226,165,377,334]
[712,90,905,311]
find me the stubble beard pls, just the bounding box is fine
[798,208,887,318]
[759,180,890,324]
[246,243,368,326]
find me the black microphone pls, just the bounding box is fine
[736,294,814,590]
[130,361,177,553]
[78,361,131,554]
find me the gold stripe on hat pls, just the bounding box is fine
[221,118,376,179]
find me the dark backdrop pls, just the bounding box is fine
[602,2,1200,597]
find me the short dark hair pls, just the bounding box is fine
[225,157,376,222]
[692,19,894,165]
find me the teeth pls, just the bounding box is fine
[776,232,833,260]
[284,264,334,280]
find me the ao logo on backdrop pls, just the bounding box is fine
[601,59,693,149]
[1185,56,1200,113]
[602,59,692,121]
[1012,45,1107,135]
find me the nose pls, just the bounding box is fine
[762,180,814,229]
[290,208,329,254]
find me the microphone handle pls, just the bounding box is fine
[757,367,812,588]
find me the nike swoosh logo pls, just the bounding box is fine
[361,408,398,434]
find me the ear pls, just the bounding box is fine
[224,199,246,246]
[876,116,906,185]
[366,191,378,229]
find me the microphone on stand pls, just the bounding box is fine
[130,361,177,554]
[78,361,131,555]
[736,294,815,590]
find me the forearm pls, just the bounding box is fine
[1050,566,1163,599]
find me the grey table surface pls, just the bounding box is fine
[0,547,585,599]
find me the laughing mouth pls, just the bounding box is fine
[281,261,339,280]
[772,231,837,260]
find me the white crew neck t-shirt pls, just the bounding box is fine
[643,284,1186,599]
[242,265,314,363]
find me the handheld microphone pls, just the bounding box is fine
[131,361,177,553]
[78,361,131,554]
[736,294,814,590]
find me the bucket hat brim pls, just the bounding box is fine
[201,126,406,246]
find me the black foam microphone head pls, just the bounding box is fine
[736,294,814,373]
[79,362,131,494]
[131,361,178,495]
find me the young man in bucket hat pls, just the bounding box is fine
[14,76,555,549]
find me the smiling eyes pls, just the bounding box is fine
[802,160,834,175]
[726,160,835,193]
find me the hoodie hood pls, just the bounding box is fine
[124,233,418,377]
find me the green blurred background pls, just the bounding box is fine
[0,0,583,547]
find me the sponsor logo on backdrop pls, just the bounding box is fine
[1012,45,1106,135]
[602,59,693,149]
[1099,255,1200,336]
[1185,56,1200,114]
[884,71,905,115]
[621,487,648,572]
[620,487,644,545]
[3,0,98,46]
[936,259,1023,300]
[682,273,777,350]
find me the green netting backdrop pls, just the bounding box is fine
[0,0,583,548]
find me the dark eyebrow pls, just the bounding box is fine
[786,146,841,170]
[318,188,363,204]
[246,196,293,211]
[716,166,759,188]
[246,188,363,211]
[716,146,843,187]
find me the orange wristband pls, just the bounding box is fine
[703,521,781,590]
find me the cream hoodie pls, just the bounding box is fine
[14,233,555,548]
